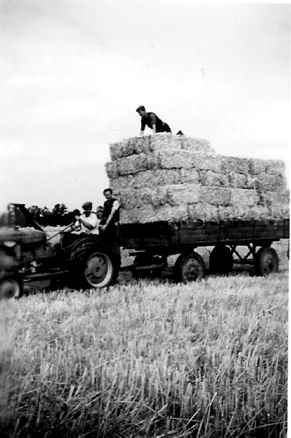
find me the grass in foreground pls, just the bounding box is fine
[0,272,288,437]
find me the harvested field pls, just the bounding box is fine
[0,266,288,438]
[106,135,289,224]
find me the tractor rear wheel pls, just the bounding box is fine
[80,251,116,288]
[0,277,22,300]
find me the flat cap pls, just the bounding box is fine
[82,201,92,210]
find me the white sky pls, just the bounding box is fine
[0,0,290,211]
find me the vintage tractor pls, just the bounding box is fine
[0,203,120,299]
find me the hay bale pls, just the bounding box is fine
[199,170,228,187]
[187,203,219,222]
[110,169,199,191]
[246,173,286,191]
[117,184,201,210]
[199,187,231,206]
[107,135,289,224]
[227,172,248,188]
[221,156,250,174]
[109,134,215,161]
[192,156,223,172]
[230,188,259,207]
[120,204,189,224]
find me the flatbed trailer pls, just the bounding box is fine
[120,219,289,282]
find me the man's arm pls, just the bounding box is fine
[140,116,146,136]
[79,215,98,231]
[149,113,157,134]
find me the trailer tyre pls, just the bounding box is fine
[174,252,205,283]
[0,277,23,300]
[209,245,233,275]
[255,247,278,276]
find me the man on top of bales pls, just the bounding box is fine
[136,105,171,136]
[99,188,120,236]
[74,201,99,234]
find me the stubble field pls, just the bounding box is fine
[0,241,289,438]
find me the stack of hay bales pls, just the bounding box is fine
[106,134,289,224]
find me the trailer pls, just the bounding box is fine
[119,219,289,282]
[0,203,289,298]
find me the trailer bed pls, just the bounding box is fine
[120,219,289,255]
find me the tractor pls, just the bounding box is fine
[0,203,120,299]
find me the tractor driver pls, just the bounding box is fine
[74,201,99,234]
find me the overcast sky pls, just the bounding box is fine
[0,0,290,211]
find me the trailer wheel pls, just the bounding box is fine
[0,277,23,300]
[174,252,205,283]
[80,251,116,288]
[255,247,278,276]
[209,245,233,275]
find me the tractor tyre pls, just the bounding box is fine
[0,277,23,300]
[78,250,117,289]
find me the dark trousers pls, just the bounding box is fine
[157,123,171,133]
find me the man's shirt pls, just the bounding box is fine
[141,112,164,132]
[79,212,99,234]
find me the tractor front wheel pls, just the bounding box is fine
[0,277,23,300]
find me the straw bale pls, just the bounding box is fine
[259,190,290,208]
[216,205,272,221]
[269,204,290,219]
[120,204,189,224]
[264,159,286,175]
[199,170,228,187]
[162,184,200,206]
[248,158,285,176]
[109,134,215,161]
[199,187,231,206]
[230,189,259,207]
[179,169,200,184]
[221,157,250,174]
[117,184,201,210]
[110,169,199,190]
[187,203,219,222]
[180,137,215,154]
[192,156,223,172]
[247,173,286,191]
[105,161,119,179]
[157,149,195,169]
[227,172,248,188]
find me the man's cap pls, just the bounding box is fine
[82,201,92,209]
[136,105,145,112]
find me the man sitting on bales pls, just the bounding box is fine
[136,105,171,136]
[74,201,99,234]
